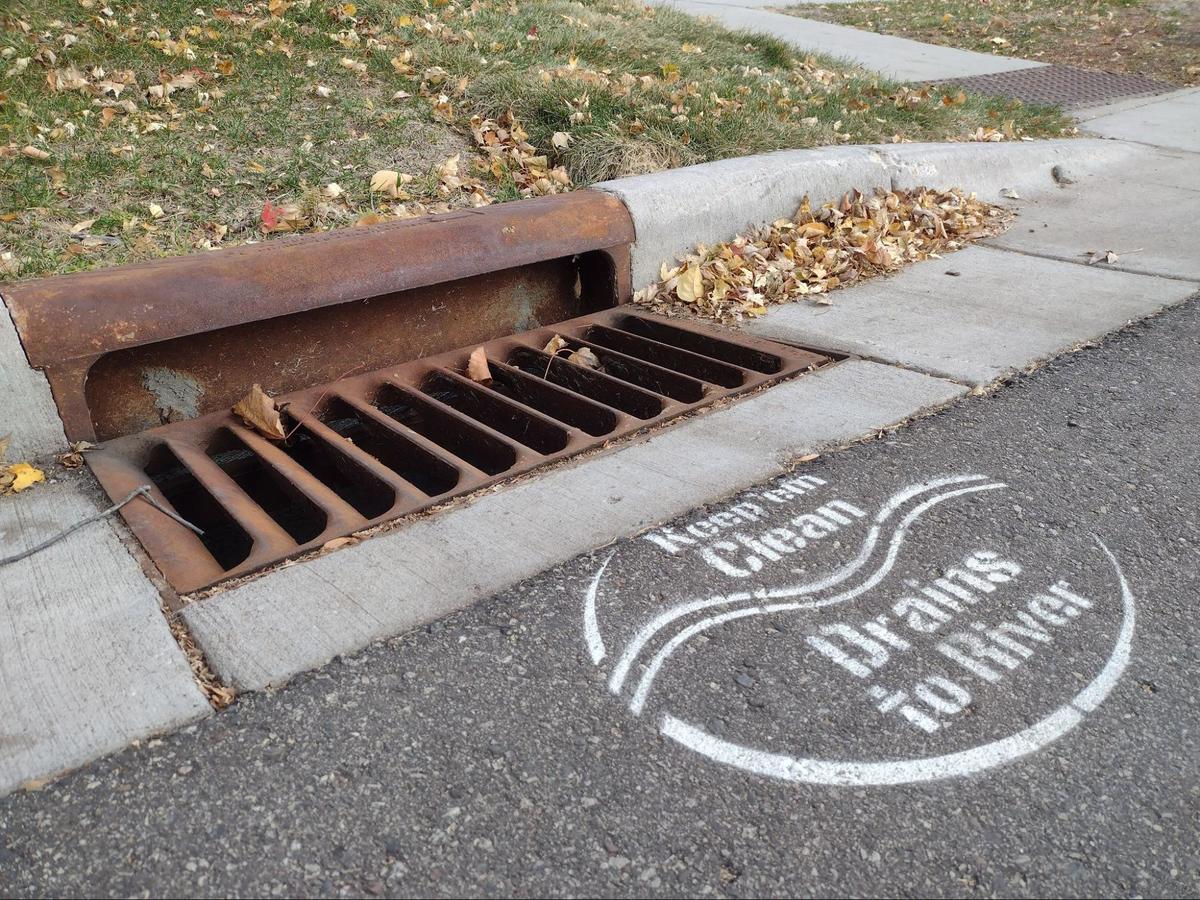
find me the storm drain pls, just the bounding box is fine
[87,308,831,595]
[931,64,1175,109]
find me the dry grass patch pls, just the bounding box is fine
[1,0,1070,281]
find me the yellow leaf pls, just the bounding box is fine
[5,463,45,493]
[675,264,704,303]
[370,169,399,197]
[232,384,286,440]
[147,203,164,219]
[466,346,492,383]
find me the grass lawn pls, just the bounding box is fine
[1,0,1071,281]
[785,0,1200,86]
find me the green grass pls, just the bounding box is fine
[0,0,1073,280]
[784,0,1200,86]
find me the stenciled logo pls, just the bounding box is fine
[582,473,1136,786]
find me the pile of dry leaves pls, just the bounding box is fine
[634,187,1009,323]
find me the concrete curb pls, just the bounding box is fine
[594,138,1141,289]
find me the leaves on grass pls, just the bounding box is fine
[467,346,492,383]
[636,187,1009,323]
[232,384,286,440]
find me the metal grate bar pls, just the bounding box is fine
[88,308,832,595]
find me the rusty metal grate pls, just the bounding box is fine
[88,309,831,594]
[930,64,1175,110]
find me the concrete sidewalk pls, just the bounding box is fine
[654,0,1043,81]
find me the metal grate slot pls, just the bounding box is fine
[205,429,328,545]
[373,382,519,477]
[478,362,619,437]
[422,370,572,455]
[508,347,665,420]
[315,397,461,496]
[610,314,784,373]
[581,324,746,388]
[271,422,397,519]
[88,308,833,594]
[555,337,709,403]
[144,444,253,571]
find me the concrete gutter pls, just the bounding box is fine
[0,133,1196,795]
[594,139,1142,290]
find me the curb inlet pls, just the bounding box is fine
[87,309,831,595]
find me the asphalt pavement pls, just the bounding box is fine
[1,294,1198,898]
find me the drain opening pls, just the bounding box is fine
[556,337,708,403]
[205,429,328,545]
[612,314,784,373]
[480,362,619,437]
[421,371,572,455]
[372,382,518,476]
[508,347,664,420]
[145,444,253,570]
[273,423,396,519]
[315,397,460,496]
[89,308,832,594]
[581,324,746,388]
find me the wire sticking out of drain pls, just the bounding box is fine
[0,484,203,568]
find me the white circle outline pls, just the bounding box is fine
[656,537,1135,785]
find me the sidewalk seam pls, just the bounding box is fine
[984,243,1200,285]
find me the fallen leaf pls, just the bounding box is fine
[21,146,50,161]
[999,187,1021,199]
[675,264,704,303]
[0,434,8,462]
[1,462,45,493]
[69,218,96,234]
[56,440,95,469]
[147,202,164,219]
[543,334,568,355]
[467,346,492,383]
[232,384,286,440]
[567,347,600,369]
[370,169,399,197]
[320,536,359,553]
[551,131,570,151]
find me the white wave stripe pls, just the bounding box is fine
[627,482,1007,714]
[603,475,993,691]
[659,535,1136,785]
[583,552,615,664]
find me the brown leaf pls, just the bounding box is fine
[232,384,286,440]
[543,334,568,355]
[56,440,95,469]
[320,536,359,553]
[0,434,8,463]
[467,346,492,383]
[567,347,600,369]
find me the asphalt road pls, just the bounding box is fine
[2,296,1198,899]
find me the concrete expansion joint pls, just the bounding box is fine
[986,243,1200,285]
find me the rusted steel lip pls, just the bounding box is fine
[1,190,634,368]
[86,309,832,598]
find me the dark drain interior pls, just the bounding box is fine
[87,308,833,595]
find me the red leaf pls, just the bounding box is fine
[261,201,279,232]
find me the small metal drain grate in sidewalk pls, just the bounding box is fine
[88,309,831,595]
[931,64,1175,109]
